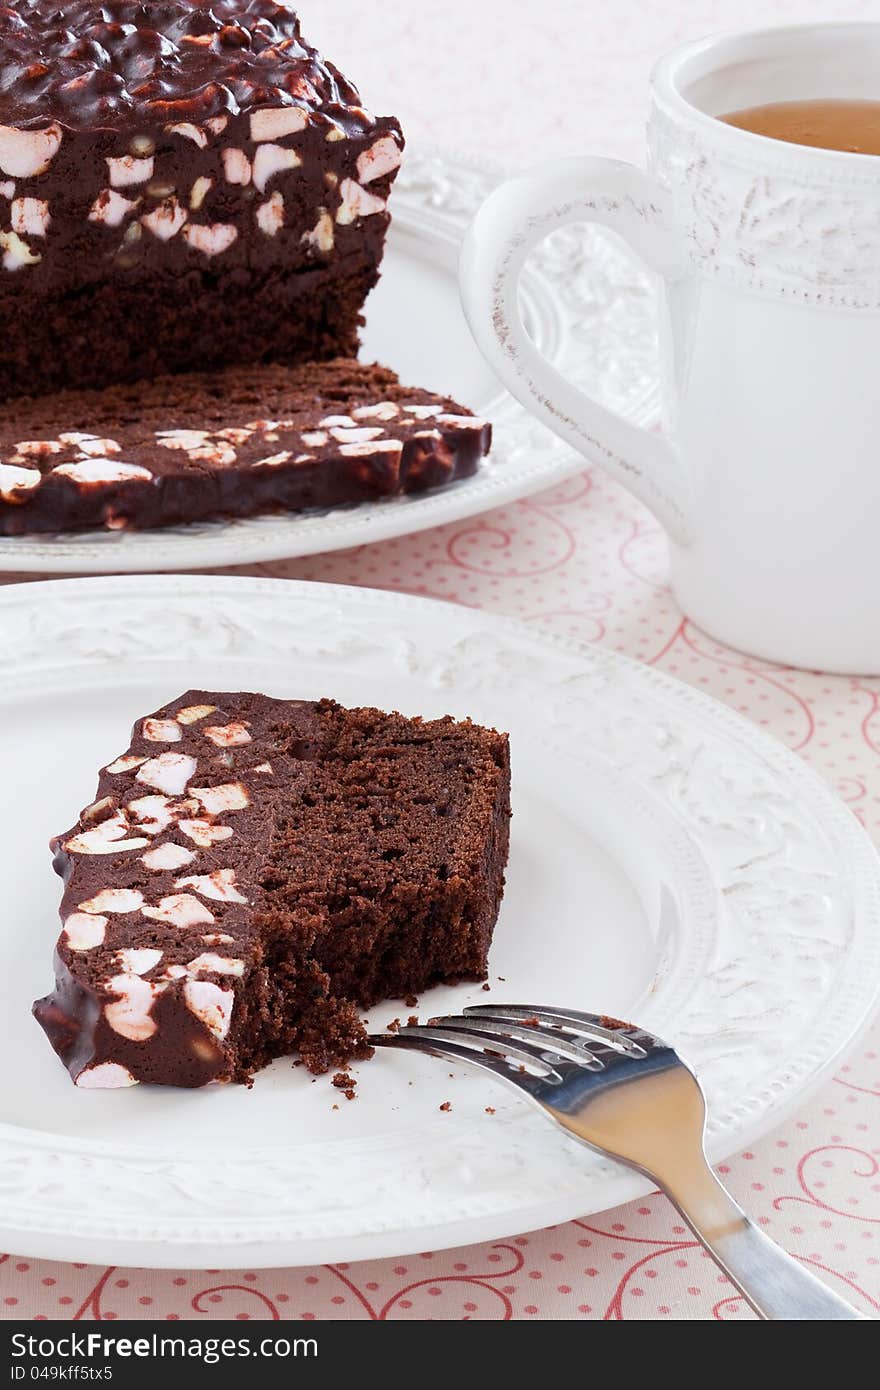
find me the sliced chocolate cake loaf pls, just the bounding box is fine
[0,359,491,533]
[34,692,511,1088]
[0,1,403,398]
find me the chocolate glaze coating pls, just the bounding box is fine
[0,1,364,131]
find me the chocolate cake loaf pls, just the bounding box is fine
[0,358,491,533]
[34,692,511,1088]
[0,2,403,398]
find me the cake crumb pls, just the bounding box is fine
[407,1014,418,1027]
[332,1071,356,1091]
[481,982,491,991]
[332,1103,339,1111]
[485,1106,496,1115]
[344,1088,356,1101]
[404,994,418,1008]
[386,1017,401,1033]
[439,1100,452,1112]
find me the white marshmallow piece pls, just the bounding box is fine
[52,459,152,485]
[107,154,154,188]
[136,753,197,797]
[12,438,62,457]
[61,433,122,455]
[89,188,141,228]
[141,197,188,241]
[142,893,215,929]
[182,223,238,258]
[78,887,144,915]
[65,810,149,856]
[436,413,487,429]
[221,148,251,185]
[104,973,164,1041]
[0,122,62,177]
[176,868,247,904]
[183,980,234,1040]
[250,107,308,142]
[186,953,245,977]
[165,122,207,148]
[127,796,175,838]
[0,230,40,270]
[339,439,404,459]
[143,718,182,743]
[191,783,249,815]
[141,842,195,872]
[0,463,40,500]
[302,209,334,254]
[203,722,251,748]
[356,135,403,184]
[330,426,383,443]
[252,143,301,193]
[63,913,108,951]
[106,756,147,778]
[178,819,234,848]
[117,948,163,976]
[253,451,291,468]
[156,428,235,466]
[352,402,401,422]
[75,1062,138,1089]
[177,704,216,724]
[256,190,284,236]
[11,196,49,237]
[336,178,386,225]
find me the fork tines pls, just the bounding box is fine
[368,1003,657,1088]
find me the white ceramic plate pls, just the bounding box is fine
[0,150,659,575]
[4,575,879,1268]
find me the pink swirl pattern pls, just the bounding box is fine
[3,0,880,1322]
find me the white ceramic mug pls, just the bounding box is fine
[460,23,880,674]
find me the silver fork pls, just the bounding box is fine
[370,1004,866,1320]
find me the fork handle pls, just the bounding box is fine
[666,1162,866,1320]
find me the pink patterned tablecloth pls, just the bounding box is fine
[3,0,879,1322]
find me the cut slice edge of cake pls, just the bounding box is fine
[0,359,491,534]
[33,691,511,1089]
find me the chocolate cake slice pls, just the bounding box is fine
[0,1,403,398]
[33,692,511,1088]
[0,358,491,533]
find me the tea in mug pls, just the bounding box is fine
[720,99,880,154]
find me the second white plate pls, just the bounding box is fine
[2,576,879,1267]
[0,150,660,573]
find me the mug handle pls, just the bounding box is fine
[459,157,693,544]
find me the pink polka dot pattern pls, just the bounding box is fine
[3,0,880,1323]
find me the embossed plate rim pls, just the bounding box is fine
[1,575,878,1268]
[0,147,660,574]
